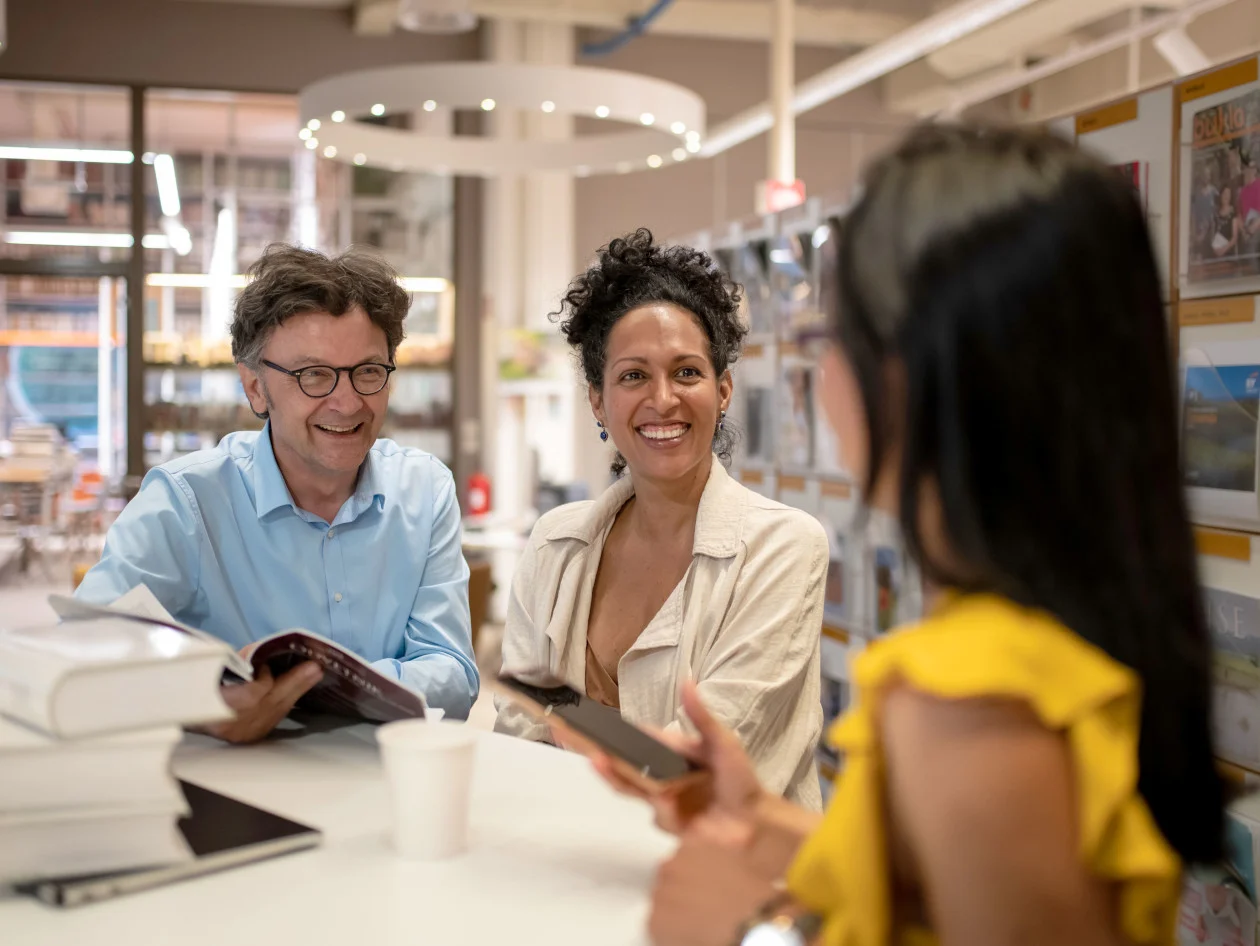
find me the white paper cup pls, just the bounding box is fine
[377,719,477,860]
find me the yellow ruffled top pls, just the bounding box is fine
[787,593,1182,946]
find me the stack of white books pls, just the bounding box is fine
[0,618,231,884]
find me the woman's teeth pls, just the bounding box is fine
[638,424,688,441]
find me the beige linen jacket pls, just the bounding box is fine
[494,459,826,810]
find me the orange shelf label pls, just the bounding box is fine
[741,469,765,485]
[822,625,850,644]
[1179,296,1256,326]
[1195,527,1252,562]
[1179,58,1259,103]
[820,480,853,499]
[1076,98,1139,135]
[779,475,807,491]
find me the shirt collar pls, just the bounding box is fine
[540,457,747,558]
[250,424,386,522]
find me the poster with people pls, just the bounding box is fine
[1187,86,1260,286]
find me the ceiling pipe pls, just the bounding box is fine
[699,0,1043,158]
[931,0,1239,118]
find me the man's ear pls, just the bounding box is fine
[237,363,269,420]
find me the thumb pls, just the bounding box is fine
[680,679,723,743]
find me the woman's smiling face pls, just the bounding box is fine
[590,303,732,485]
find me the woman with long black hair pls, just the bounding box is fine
[594,124,1224,946]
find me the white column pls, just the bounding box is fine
[770,0,796,184]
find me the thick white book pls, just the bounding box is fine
[0,716,184,813]
[0,619,231,738]
[0,800,192,884]
[49,586,253,681]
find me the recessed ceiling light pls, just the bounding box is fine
[323,145,337,158]
[298,128,312,140]
[595,105,610,119]
[141,152,156,164]
[686,139,701,154]
[305,138,319,150]
[423,100,437,112]
[541,101,556,113]
[307,118,321,131]
[670,121,686,135]
[672,148,687,161]
[354,153,367,166]
[371,103,386,116]
[646,154,663,168]
[331,110,346,123]
[685,129,700,142]
[481,98,496,111]
[639,112,655,126]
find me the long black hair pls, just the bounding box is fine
[833,124,1222,863]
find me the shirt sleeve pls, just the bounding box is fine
[74,469,203,618]
[667,515,828,803]
[492,528,554,743]
[371,463,479,720]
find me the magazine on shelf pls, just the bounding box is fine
[50,587,427,725]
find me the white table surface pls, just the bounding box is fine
[1,725,676,945]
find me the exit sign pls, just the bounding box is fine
[758,178,806,215]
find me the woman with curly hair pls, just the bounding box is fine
[494,228,828,809]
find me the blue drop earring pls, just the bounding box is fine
[718,410,726,431]
[597,420,609,442]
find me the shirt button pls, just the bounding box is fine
[327,529,336,538]
[334,592,343,602]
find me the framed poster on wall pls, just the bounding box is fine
[1179,57,1260,299]
[1182,339,1260,529]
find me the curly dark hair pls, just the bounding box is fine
[553,229,748,475]
[231,243,410,368]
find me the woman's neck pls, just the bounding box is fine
[623,454,712,544]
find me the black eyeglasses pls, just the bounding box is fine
[261,359,396,398]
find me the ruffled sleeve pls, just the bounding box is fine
[787,594,1182,946]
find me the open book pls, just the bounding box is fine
[50,587,427,725]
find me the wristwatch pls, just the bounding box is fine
[737,912,822,946]
[734,892,822,946]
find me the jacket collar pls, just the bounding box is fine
[540,457,746,559]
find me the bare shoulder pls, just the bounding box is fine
[881,685,1073,818]
[880,685,1117,945]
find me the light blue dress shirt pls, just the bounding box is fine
[76,426,479,718]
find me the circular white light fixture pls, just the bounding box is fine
[331,110,346,123]
[298,128,312,140]
[306,138,319,150]
[354,153,367,165]
[307,118,321,131]
[670,121,686,135]
[646,154,663,168]
[672,147,687,161]
[423,100,438,112]
[541,100,556,113]
[686,139,701,154]
[324,145,338,158]
[299,62,705,176]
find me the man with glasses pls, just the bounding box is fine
[76,244,478,742]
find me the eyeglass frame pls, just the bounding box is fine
[259,359,397,398]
